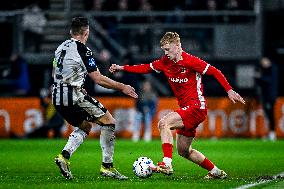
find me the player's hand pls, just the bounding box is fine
[109,64,123,73]
[122,84,138,99]
[227,89,245,104]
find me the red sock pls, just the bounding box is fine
[200,158,215,171]
[162,143,173,158]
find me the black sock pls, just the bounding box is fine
[102,162,113,168]
[61,150,70,160]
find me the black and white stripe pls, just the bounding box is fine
[52,83,74,106]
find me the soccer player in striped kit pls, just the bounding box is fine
[110,32,245,179]
[52,16,137,180]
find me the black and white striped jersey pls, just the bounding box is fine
[52,38,98,106]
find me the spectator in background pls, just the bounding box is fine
[22,3,47,52]
[27,88,65,138]
[132,80,158,142]
[224,0,253,22]
[113,51,142,92]
[97,49,112,77]
[1,0,49,10]
[118,0,129,10]
[93,49,116,94]
[255,57,278,141]
[135,0,153,53]
[84,0,103,11]
[226,0,240,10]
[1,54,30,95]
[197,0,219,53]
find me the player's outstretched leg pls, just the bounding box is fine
[176,134,227,179]
[197,155,227,179]
[204,169,227,179]
[55,154,73,180]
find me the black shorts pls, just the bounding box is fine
[54,95,107,127]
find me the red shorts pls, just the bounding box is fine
[175,106,207,137]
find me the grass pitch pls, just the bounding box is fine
[0,138,284,189]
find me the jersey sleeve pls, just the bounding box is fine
[149,59,163,73]
[124,64,152,73]
[186,54,232,92]
[205,65,232,92]
[186,54,210,74]
[123,58,164,74]
[76,41,98,73]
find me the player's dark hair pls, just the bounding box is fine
[70,16,89,36]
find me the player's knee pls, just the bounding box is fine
[98,111,116,125]
[177,147,189,158]
[159,117,177,130]
[158,119,166,130]
[165,118,176,130]
[109,117,116,125]
[79,121,92,134]
[177,146,189,158]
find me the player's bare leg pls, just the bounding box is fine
[176,134,227,179]
[155,112,184,175]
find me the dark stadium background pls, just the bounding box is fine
[1,1,284,188]
[0,0,283,97]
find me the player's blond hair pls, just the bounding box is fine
[160,32,180,46]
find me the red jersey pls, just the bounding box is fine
[124,51,232,109]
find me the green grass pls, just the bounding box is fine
[0,139,284,189]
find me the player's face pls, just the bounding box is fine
[161,42,180,61]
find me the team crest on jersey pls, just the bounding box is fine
[88,58,96,66]
[181,67,186,73]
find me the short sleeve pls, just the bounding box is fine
[76,41,98,73]
[150,58,164,73]
[186,54,210,75]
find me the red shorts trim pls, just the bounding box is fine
[175,106,207,137]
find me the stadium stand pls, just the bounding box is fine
[0,0,283,97]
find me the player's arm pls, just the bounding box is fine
[88,70,138,98]
[76,42,137,98]
[205,66,245,104]
[205,65,232,92]
[188,55,245,104]
[109,64,153,74]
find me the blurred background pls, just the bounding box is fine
[0,0,284,140]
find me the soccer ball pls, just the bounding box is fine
[132,157,154,178]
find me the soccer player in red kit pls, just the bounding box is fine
[109,32,245,179]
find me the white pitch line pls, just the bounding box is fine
[234,172,284,189]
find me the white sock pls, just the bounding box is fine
[100,125,115,163]
[163,157,172,166]
[63,128,87,157]
[210,166,220,175]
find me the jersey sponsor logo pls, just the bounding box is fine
[169,77,188,83]
[88,58,96,66]
[86,51,92,56]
